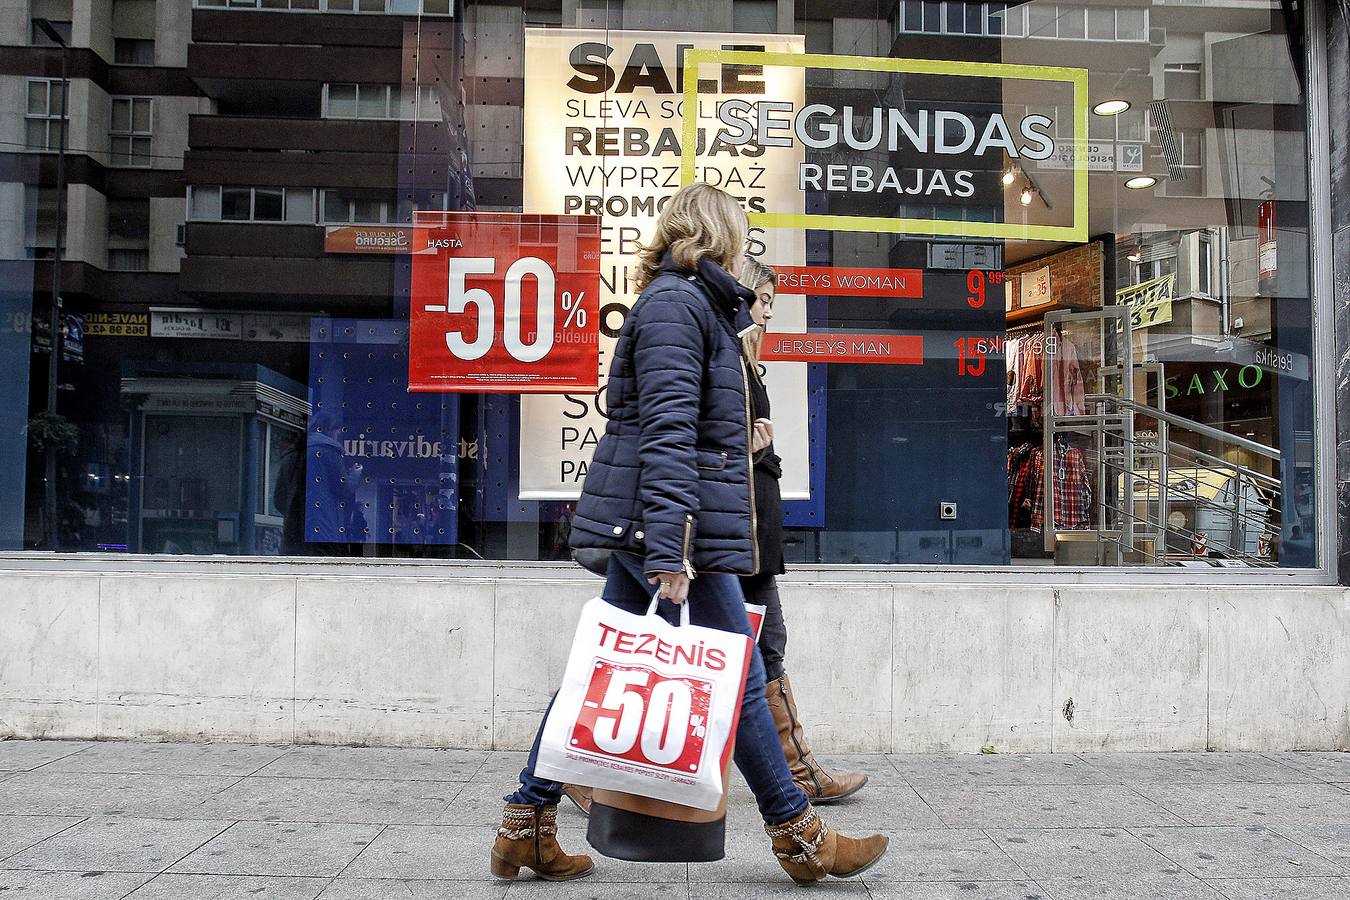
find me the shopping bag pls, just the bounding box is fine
[744,602,767,641]
[535,593,754,811]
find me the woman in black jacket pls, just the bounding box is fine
[737,258,869,805]
[490,184,887,886]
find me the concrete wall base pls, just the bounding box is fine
[2,569,1347,752]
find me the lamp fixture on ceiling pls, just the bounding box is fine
[1093,99,1131,116]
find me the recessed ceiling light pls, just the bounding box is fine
[1019,186,1034,206]
[1001,170,1017,186]
[1125,175,1158,190]
[1093,99,1131,116]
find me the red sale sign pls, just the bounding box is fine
[409,212,601,393]
[571,661,713,774]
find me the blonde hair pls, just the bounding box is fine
[634,183,748,292]
[737,256,776,365]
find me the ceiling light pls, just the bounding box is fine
[1093,99,1131,116]
[1125,175,1158,190]
[1127,251,1141,262]
[1019,185,1034,206]
[1002,170,1017,186]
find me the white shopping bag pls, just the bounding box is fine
[536,594,754,811]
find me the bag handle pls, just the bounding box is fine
[645,590,691,628]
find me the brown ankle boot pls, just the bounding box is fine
[764,805,889,884]
[766,674,869,803]
[562,784,593,816]
[490,803,594,881]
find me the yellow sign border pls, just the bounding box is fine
[680,49,1089,243]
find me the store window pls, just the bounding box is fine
[1,0,1324,573]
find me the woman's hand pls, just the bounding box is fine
[648,572,691,604]
[752,418,774,453]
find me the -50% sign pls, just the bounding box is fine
[408,212,601,393]
[570,661,712,774]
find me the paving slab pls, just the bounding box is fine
[915,784,1184,828]
[506,881,688,899]
[1262,753,1350,782]
[889,755,1113,787]
[0,816,231,874]
[0,741,93,772]
[169,821,383,877]
[1076,753,1315,784]
[0,772,239,818]
[1131,825,1344,879]
[0,869,153,899]
[436,779,533,826]
[1136,783,1350,826]
[1272,824,1350,869]
[692,882,869,898]
[341,824,500,880]
[0,815,86,860]
[987,827,1182,879]
[199,776,460,825]
[866,883,1050,900]
[847,828,1028,883]
[1203,877,1350,899]
[40,742,289,777]
[1037,872,1225,900]
[126,874,330,899]
[321,879,509,899]
[253,746,487,782]
[805,787,945,830]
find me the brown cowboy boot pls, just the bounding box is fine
[766,674,868,803]
[561,783,593,816]
[490,802,594,881]
[765,805,889,885]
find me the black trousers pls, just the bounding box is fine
[740,571,787,682]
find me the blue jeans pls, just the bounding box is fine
[508,551,810,825]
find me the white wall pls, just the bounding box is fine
[1,566,1346,752]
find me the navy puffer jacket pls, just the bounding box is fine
[570,254,760,577]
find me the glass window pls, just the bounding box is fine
[189,185,221,220]
[220,187,253,221]
[1058,5,1085,39]
[253,188,285,221]
[114,38,155,64]
[1115,6,1146,40]
[326,84,358,118]
[24,80,64,151]
[1086,7,1114,40]
[109,97,153,167]
[1,0,1324,576]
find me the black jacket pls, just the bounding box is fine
[570,254,760,577]
[746,366,786,576]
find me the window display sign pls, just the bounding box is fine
[762,333,924,365]
[408,212,602,393]
[520,28,809,499]
[1119,273,1176,329]
[683,50,1089,242]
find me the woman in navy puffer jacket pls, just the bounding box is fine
[490,183,888,886]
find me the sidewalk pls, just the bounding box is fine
[0,741,1347,899]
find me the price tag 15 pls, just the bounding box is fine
[569,660,713,774]
[409,212,601,393]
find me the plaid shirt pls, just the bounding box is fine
[1031,444,1092,531]
[1008,443,1038,528]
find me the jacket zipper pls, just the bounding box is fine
[682,514,696,579]
[741,358,761,576]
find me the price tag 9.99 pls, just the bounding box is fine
[409,212,601,393]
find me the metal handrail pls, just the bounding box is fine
[1084,394,1281,461]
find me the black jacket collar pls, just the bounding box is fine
[660,252,756,336]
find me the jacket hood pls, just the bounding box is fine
[660,252,757,337]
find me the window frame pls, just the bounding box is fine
[109,96,155,168]
[24,79,66,152]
